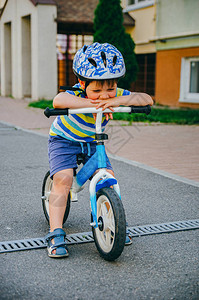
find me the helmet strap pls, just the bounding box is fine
[85,81,90,91]
[78,79,90,96]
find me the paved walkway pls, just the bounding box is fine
[0,96,199,182]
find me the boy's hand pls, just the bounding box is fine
[91,99,116,121]
[91,98,119,111]
[93,112,113,121]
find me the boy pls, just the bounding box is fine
[46,42,153,258]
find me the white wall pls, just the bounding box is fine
[0,0,57,100]
[36,5,57,100]
[0,0,6,9]
[156,0,199,37]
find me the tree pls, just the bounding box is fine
[93,0,138,89]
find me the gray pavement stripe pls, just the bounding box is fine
[0,127,16,130]
[0,121,48,138]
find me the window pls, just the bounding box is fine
[190,61,199,93]
[125,0,154,11]
[179,57,199,103]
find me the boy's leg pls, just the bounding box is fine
[49,168,73,232]
[106,169,114,177]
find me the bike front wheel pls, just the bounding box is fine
[42,171,71,225]
[92,187,126,261]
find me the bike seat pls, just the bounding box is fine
[76,154,86,165]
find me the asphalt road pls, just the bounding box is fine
[0,123,198,300]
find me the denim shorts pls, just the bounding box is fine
[48,135,113,179]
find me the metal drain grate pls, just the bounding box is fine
[0,237,46,253]
[0,219,198,254]
[128,219,199,237]
[0,232,94,254]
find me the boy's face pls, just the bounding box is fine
[85,81,117,100]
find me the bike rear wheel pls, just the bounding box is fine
[92,187,126,261]
[42,171,71,225]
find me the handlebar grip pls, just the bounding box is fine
[130,105,151,115]
[44,107,69,118]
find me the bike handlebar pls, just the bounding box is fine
[44,105,151,118]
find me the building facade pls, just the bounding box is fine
[122,0,156,97]
[155,0,199,108]
[1,0,199,107]
[122,0,199,108]
[0,0,57,100]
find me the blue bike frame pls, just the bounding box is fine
[70,111,121,228]
[75,144,121,228]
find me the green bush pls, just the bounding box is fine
[29,99,53,109]
[114,108,199,125]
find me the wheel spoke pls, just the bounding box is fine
[101,202,108,216]
[107,206,113,219]
[105,229,112,245]
[108,223,115,233]
[106,205,114,232]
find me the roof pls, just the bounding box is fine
[54,0,134,25]
[55,0,135,34]
[30,0,135,33]
[30,0,56,4]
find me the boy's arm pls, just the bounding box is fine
[118,92,153,107]
[53,92,113,121]
[91,92,153,110]
[53,92,96,109]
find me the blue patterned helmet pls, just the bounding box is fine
[73,42,126,81]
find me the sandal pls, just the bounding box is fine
[125,234,132,246]
[125,223,132,246]
[45,228,69,258]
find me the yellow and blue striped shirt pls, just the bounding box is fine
[50,84,130,142]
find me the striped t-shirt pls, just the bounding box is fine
[49,83,130,143]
